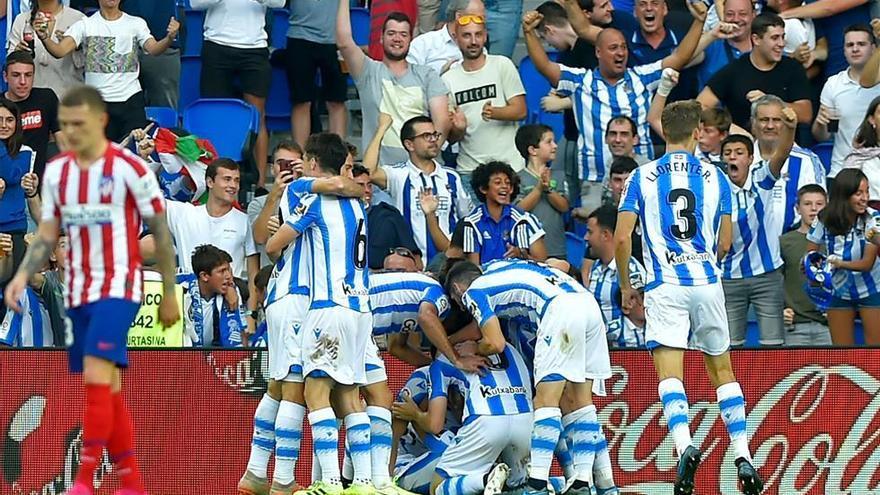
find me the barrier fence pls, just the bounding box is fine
[1,349,879,494]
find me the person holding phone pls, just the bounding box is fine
[250,139,304,266]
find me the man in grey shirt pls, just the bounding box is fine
[336,0,450,165]
[286,0,349,146]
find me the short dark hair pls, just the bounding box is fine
[751,12,785,39]
[797,183,827,201]
[305,132,348,174]
[442,259,483,298]
[577,0,595,11]
[606,115,637,136]
[400,115,434,143]
[471,161,520,203]
[351,164,370,178]
[60,85,106,113]
[206,158,240,181]
[844,23,876,45]
[609,156,638,176]
[720,134,754,156]
[4,50,34,72]
[515,123,553,159]
[587,203,618,232]
[700,107,732,133]
[272,139,303,158]
[192,244,232,278]
[382,11,413,33]
[536,1,568,29]
[0,98,24,156]
[254,265,274,293]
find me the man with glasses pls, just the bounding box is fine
[443,11,527,193]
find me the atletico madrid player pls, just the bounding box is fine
[4,85,180,495]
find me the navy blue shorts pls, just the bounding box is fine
[66,299,141,373]
[828,292,880,310]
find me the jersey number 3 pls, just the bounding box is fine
[667,188,697,241]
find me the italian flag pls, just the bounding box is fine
[153,128,219,204]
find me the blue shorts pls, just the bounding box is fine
[66,299,141,373]
[828,292,880,310]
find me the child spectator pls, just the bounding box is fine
[515,124,569,260]
[181,244,245,348]
[697,107,731,168]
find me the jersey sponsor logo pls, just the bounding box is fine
[478,384,528,399]
[61,204,115,226]
[20,110,43,130]
[454,84,497,106]
[342,283,369,296]
[665,250,713,265]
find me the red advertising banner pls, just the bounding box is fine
[1,349,879,494]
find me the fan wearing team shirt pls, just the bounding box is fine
[181,244,244,348]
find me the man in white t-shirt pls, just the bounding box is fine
[36,0,179,142]
[443,14,526,197]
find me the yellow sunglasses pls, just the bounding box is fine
[456,14,485,26]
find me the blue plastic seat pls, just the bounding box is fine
[811,141,834,175]
[182,99,258,161]
[266,65,292,131]
[183,9,204,57]
[351,7,370,46]
[178,56,202,115]
[518,54,565,138]
[270,8,290,50]
[565,231,586,270]
[145,106,179,129]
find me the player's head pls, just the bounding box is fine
[608,156,638,205]
[401,116,441,160]
[515,124,556,164]
[750,94,786,147]
[585,203,618,260]
[253,264,274,308]
[699,107,731,155]
[472,160,520,205]
[750,12,785,63]
[304,132,349,176]
[382,12,413,61]
[59,85,108,156]
[206,158,241,207]
[796,184,827,227]
[596,28,628,78]
[535,2,576,51]
[454,12,487,60]
[634,0,668,36]
[0,97,23,156]
[720,134,754,187]
[272,139,303,182]
[351,164,373,205]
[605,116,639,158]
[820,168,869,235]
[192,244,233,296]
[660,100,702,147]
[384,247,419,272]
[3,50,34,101]
[443,259,483,306]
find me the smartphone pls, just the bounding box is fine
[278,159,295,174]
[827,119,839,133]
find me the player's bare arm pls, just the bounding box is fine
[417,302,486,373]
[717,214,733,262]
[266,224,301,261]
[310,176,365,198]
[387,332,433,367]
[143,213,181,328]
[614,211,639,313]
[476,316,506,356]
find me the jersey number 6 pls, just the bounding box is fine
[353,218,368,269]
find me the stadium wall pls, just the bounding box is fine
[1,349,878,494]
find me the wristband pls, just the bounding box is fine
[25,191,38,199]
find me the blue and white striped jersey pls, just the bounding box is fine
[722,161,785,279]
[586,258,646,348]
[461,260,585,327]
[807,209,880,300]
[288,178,371,312]
[370,271,450,336]
[0,288,53,348]
[556,61,663,182]
[619,152,732,290]
[265,186,312,306]
[460,205,546,265]
[397,366,462,459]
[752,143,826,231]
[429,344,532,424]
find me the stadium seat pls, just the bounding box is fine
[351,7,370,46]
[267,51,292,131]
[183,9,204,57]
[812,141,834,174]
[565,231,585,270]
[182,99,258,161]
[179,56,202,115]
[146,106,179,128]
[270,8,290,50]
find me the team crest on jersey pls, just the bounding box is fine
[99,176,114,197]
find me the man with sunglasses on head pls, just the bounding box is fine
[443,11,527,194]
[407,0,486,75]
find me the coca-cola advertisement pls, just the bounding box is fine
[1,349,878,494]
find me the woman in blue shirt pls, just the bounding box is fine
[0,97,35,275]
[806,168,880,345]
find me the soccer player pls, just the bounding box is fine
[614,100,762,495]
[4,85,180,495]
[444,259,615,495]
[267,133,373,495]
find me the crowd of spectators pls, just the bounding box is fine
[0,0,879,351]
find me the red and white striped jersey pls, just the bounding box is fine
[41,143,165,308]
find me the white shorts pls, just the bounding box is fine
[266,294,309,382]
[395,432,454,494]
[534,293,612,391]
[301,305,372,385]
[644,282,731,356]
[436,414,531,487]
[364,337,388,386]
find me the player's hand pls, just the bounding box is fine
[378,112,393,130]
[746,90,766,103]
[158,290,181,329]
[522,11,543,34]
[781,106,798,129]
[391,395,423,422]
[4,273,28,313]
[657,68,679,98]
[267,215,281,236]
[21,173,39,197]
[167,16,180,38]
[481,102,495,122]
[620,287,638,314]
[783,307,795,326]
[685,0,708,23]
[454,354,489,375]
[419,187,439,216]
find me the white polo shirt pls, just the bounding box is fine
[820,67,880,177]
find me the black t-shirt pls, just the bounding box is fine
[707,55,811,130]
[16,88,60,178]
[367,202,422,270]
